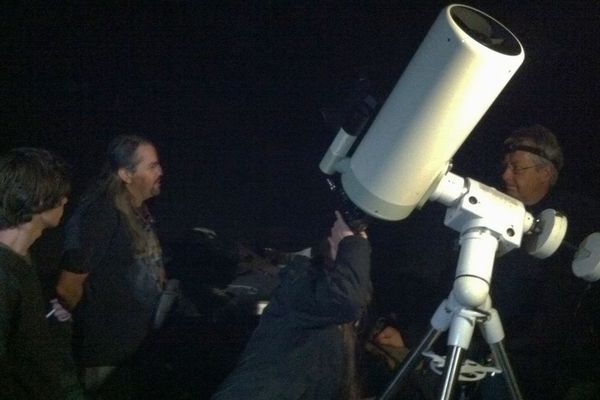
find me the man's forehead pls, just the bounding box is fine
[135,144,158,163]
[504,150,535,162]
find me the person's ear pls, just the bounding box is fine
[539,164,553,183]
[117,167,132,184]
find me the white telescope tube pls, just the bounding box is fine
[335,4,524,221]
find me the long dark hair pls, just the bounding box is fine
[82,135,154,254]
[340,322,362,400]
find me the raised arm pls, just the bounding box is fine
[287,211,372,326]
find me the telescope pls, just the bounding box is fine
[320,4,568,400]
[320,4,525,223]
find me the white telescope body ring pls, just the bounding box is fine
[328,4,524,221]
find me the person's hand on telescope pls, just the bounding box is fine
[328,210,367,260]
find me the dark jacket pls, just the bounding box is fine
[211,235,371,400]
[487,189,600,399]
[0,246,64,400]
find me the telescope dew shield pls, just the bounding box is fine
[340,4,524,221]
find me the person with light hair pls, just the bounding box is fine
[481,124,600,399]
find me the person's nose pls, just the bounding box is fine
[501,165,513,184]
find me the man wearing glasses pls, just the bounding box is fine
[500,124,563,207]
[482,124,600,399]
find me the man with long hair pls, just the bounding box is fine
[56,135,165,394]
[0,148,71,399]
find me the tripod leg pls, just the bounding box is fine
[437,302,479,400]
[489,341,523,400]
[378,327,442,400]
[438,345,466,400]
[480,307,524,400]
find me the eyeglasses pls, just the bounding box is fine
[500,163,539,175]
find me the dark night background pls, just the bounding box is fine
[4,1,599,239]
[2,1,600,395]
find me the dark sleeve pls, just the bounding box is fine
[290,235,372,326]
[531,192,600,348]
[0,264,18,359]
[0,266,27,399]
[61,199,120,274]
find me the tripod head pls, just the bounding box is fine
[430,170,567,307]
